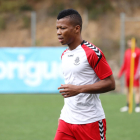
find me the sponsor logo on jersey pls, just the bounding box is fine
[68,54,74,57]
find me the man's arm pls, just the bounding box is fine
[118,51,127,78]
[58,74,115,98]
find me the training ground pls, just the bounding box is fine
[0,93,139,140]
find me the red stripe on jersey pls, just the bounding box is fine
[81,41,112,80]
[61,49,68,59]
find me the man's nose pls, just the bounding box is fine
[57,28,61,35]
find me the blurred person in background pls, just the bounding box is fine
[54,9,115,140]
[118,39,140,113]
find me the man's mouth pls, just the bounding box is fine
[58,37,64,43]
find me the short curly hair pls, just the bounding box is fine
[57,9,82,31]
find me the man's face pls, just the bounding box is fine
[127,40,132,48]
[56,17,76,45]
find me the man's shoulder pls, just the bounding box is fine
[81,40,103,58]
[135,47,140,51]
[82,40,102,51]
[61,48,68,59]
[125,48,131,53]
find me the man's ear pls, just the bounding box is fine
[75,25,81,34]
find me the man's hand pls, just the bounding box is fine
[58,84,80,98]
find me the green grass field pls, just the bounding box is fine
[0,93,140,140]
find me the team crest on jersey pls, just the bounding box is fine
[74,57,80,65]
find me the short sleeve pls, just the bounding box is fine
[93,51,113,80]
[82,42,113,80]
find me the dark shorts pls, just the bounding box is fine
[54,119,106,140]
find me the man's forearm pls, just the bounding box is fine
[78,75,115,94]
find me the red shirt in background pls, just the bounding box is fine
[118,47,140,87]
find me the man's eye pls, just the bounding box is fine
[61,27,66,29]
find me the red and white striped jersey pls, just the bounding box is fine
[60,40,113,124]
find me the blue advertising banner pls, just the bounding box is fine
[0,47,66,93]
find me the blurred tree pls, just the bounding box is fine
[0,0,113,18]
[1,0,140,15]
[47,0,65,16]
[0,16,6,31]
[75,0,113,19]
[0,0,40,13]
[46,0,113,19]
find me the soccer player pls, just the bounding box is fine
[118,39,140,113]
[54,9,115,140]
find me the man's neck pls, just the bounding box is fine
[68,37,83,51]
